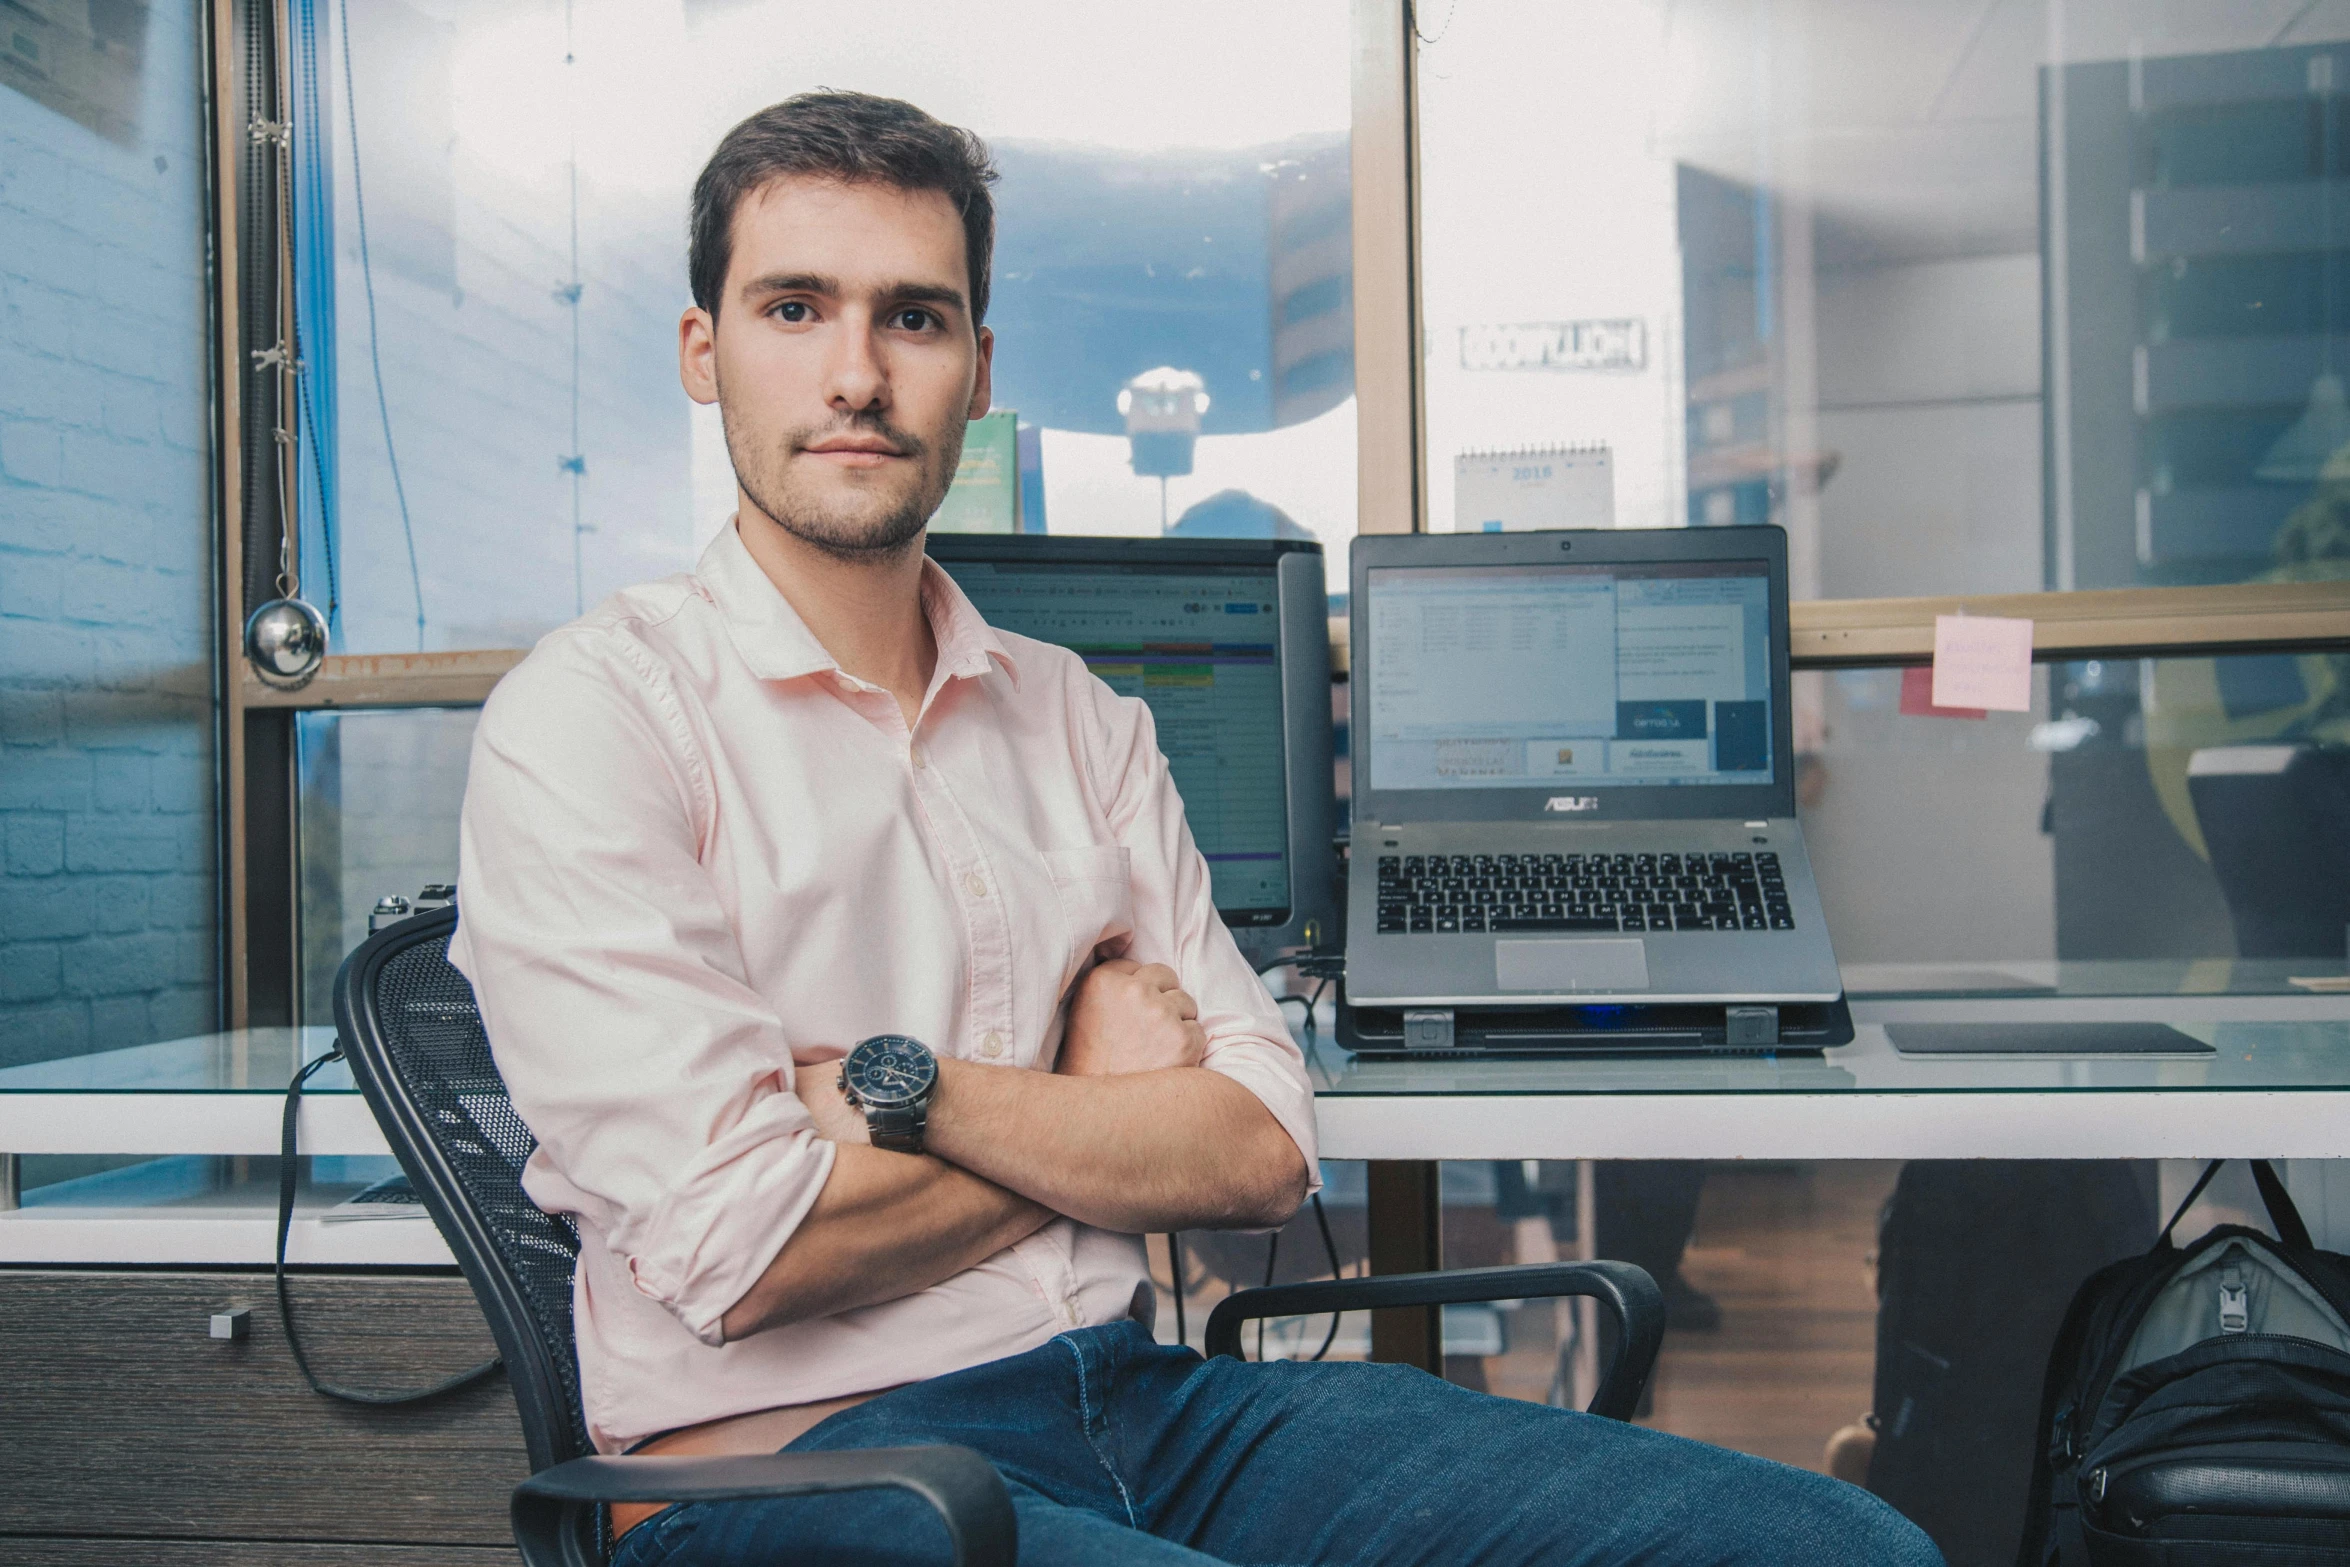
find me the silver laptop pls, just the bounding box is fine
[1344,525,1842,1010]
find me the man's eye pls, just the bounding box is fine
[773,301,810,323]
[893,308,935,332]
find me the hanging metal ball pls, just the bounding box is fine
[244,596,330,689]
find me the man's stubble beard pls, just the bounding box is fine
[719,385,966,564]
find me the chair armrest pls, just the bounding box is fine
[510,1447,1015,1567]
[1203,1260,1665,1421]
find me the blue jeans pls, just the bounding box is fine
[613,1321,1940,1566]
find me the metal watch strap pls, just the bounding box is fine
[867,1102,928,1154]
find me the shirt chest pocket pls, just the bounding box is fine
[1041,845,1135,993]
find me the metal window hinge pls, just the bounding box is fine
[248,117,291,147]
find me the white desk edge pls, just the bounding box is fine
[6,1083,2350,1162]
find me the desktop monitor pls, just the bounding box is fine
[926,533,1337,970]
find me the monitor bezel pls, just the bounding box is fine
[1349,526,1796,825]
[925,531,1337,961]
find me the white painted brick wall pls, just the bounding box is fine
[0,7,218,1067]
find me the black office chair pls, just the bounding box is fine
[334,905,1666,1566]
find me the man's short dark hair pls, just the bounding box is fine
[690,91,999,327]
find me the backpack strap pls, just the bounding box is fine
[2158,1159,2313,1252]
[2250,1160,2316,1252]
[2158,1161,2226,1249]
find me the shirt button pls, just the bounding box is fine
[979,1030,1004,1059]
[965,872,988,898]
[910,745,927,771]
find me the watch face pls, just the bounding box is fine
[843,1034,937,1110]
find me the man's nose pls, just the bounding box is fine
[823,314,889,413]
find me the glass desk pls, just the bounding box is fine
[7,980,2350,1163]
[7,986,2348,1275]
[1294,982,2350,1367]
[1304,1000,2350,1163]
[0,1028,371,1159]
[0,1029,439,1265]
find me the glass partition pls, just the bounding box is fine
[0,3,218,1070]
[296,707,478,1020]
[1808,650,2349,990]
[1415,4,2350,605]
[296,0,1357,657]
[303,638,2350,1013]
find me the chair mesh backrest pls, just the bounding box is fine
[373,931,588,1454]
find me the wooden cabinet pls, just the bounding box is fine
[0,1269,526,1563]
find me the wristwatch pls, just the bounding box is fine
[839,1034,939,1154]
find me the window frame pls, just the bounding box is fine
[214,0,2350,1020]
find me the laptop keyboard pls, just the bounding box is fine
[1375,851,1794,935]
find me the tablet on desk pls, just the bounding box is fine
[1885,1022,2214,1057]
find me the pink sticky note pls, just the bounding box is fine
[1899,665,1985,719]
[1931,614,2033,713]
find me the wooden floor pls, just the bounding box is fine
[1461,1162,1897,1472]
[1643,1161,1895,1469]
[1158,1161,1898,1475]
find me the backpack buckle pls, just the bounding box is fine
[2219,1268,2250,1334]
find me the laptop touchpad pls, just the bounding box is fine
[1495,938,1650,992]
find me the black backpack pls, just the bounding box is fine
[2019,1160,2350,1564]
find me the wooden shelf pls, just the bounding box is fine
[248,580,2350,706]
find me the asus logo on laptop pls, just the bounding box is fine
[1544,796,1601,813]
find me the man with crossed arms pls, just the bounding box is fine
[453,88,1939,1567]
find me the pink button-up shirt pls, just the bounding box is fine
[447,522,1319,1453]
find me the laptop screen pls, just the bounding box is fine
[938,559,1291,916]
[1365,559,1776,793]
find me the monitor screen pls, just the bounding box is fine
[1365,559,1775,793]
[936,558,1291,917]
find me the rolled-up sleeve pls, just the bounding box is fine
[1082,679,1323,1195]
[447,629,832,1347]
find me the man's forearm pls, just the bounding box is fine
[924,1059,1308,1234]
[718,1144,1049,1341]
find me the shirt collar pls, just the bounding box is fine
[697,520,1021,690]
[919,555,1023,690]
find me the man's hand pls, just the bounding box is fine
[796,1059,872,1145]
[1059,957,1208,1077]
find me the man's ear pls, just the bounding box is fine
[966,324,995,420]
[679,306,719,405]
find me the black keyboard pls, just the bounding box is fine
[1374,851,1794,935]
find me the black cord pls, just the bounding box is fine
[1295,978,1336,1076]
[1308,1190,1345,1361]
[292,318,338,627]
[1256,1229,1281,1361]
[338,0,428,650]
[278,1047,501,1404]
[1167,1232,1187,1349]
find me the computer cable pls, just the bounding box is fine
[278,1047,501,1404]
[1307,1190,1346,1361]
[337,0,428,649]
[1167,1231,1186,1348]
[1256,1228,1281,1361]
